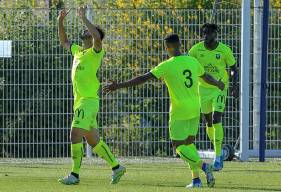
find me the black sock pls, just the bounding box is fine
[71,172,79,179]
[112,165,120,171]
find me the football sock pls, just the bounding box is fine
[206,125,215,144]
[176,144,202,172]
[71,142,84,175]
[93,140,119,168]
[214,123,224,157]
[187,162,200,179]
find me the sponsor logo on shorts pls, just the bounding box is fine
[75,108,85,119]
[76,65,85,70]
[217,95,226,103]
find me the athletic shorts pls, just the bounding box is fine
[169,116,200,140]
[199,86,228,114]
[71,98,99,130]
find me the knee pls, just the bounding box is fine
[86,133,100,148]
[206,121,213,127]
[88,137,100,148]
[203,113,213,127]
[213,112,222,124]
[70,129,82,144]
[173,136,195,149]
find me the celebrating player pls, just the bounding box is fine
[57,7,126,185]
[104,34,225,188]
[189,23,238,171]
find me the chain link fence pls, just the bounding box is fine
[0,8,280,158]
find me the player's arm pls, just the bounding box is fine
[200,73,225,91]
[226,46,239,97]
[230,65,238,81]
[78,6,102,52]
[58,9,71,51]
[103,72,156,94]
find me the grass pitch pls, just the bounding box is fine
[0,158,280,192]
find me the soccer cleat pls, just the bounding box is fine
[185,178,203,188]
[58,174,80,185]
[111,165,126,184]
[213,160,223,171]
[203,164,215,188]
[213,151,224,171]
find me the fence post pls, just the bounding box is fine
[240,0,251,161]
[259,0,270,162]
[86,5,93,158]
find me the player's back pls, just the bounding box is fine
[159,55,204,120]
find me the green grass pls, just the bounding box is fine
[0,159,281,192]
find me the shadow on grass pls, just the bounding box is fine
[222,169,281,174]
[119,179,185,188]
[215,184,281,191]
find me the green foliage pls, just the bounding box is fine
[0,1,280,158]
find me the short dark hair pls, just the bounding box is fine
[201,23,219,33]
[164,33,180,43]
[96,26,105,40]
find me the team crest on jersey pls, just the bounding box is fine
[216,54,221,59]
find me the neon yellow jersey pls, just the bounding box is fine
[150,55,205,120]
[71,43,105,104]
[188,41,236,88]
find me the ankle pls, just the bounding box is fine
[192,177,201,183]
[201,163,208,172]
[112,164,120,171]
[71,172,79,179]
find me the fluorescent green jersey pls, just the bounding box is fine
[189,42,236,88]
[71,44,105,104]
[150,55,205,120]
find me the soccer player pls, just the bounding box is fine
[188,23,238,171]
[104,34,225,188]
[57,7,126,185]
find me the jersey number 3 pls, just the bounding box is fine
[183,69,193,88]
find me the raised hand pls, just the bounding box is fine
[57,9,71,21]
[78,6,87,20]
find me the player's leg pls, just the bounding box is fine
[203,112,215,145]
[85,129,119,168]
[170,117,215,188]
[58,127,84,185]
[84,128,126,184]
[81,99,125,184]
[174,138,215,188]
[212,89,227,171]
[199,87,215,148]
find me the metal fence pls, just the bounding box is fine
[0,8,280,158]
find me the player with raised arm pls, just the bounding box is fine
[104,34,225,188]
[189,23,238,171]
[57,7,125,185]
